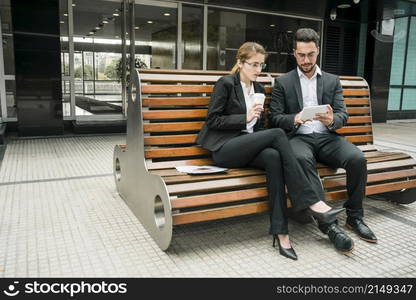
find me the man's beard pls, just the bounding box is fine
[298,63,316,74]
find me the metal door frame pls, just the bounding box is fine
[0,13,7,123]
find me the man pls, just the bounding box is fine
[269,28,377,254]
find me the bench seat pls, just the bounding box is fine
[113,68,416,250]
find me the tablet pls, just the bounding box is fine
[300,105,328,121]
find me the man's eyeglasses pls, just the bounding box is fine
[295,52,318,60]
[244,61,267,70]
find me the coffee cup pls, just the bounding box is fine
[253,93,265,107]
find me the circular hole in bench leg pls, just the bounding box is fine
[154,195,166,229]
[115,158,121,182]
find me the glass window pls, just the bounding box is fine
[60,0,70,117]
[134,1,177,69]
[206,0,325,18]
[402,88,416,110]
[182,5,203,69]
[2,34,15,75]
[5,80,16,117]
[1,0,16,118]
[207,7,321,72]
[404,16,416,85]
[387,88,401,111]
[73,0,124,116]
[389,17,408,85]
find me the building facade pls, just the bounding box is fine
[0,0,415,136]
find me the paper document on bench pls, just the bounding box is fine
[175,165,228,174]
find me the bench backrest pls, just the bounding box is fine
[138,69,372,170]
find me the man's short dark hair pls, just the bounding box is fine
[293,28,320,49]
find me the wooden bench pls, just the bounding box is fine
[113,68,416,250]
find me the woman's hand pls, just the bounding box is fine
[247,103,264,123]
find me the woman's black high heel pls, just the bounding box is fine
[306,207,345,224]
[273,236,298,261]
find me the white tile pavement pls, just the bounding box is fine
[0,124,415,278]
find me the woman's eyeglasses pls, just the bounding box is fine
[244,61,267,70]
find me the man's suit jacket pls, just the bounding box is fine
[269,68,348,136]
[196,73,265,152]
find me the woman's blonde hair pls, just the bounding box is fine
[230,42,267,74]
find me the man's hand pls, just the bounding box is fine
[314,104,334,126]
[294,112,305,125]
[247,103,264,123]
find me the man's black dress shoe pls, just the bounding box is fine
[346,218,377,243]
[327,223,354,254]
[273,236,298,260]
[307,207,345,223]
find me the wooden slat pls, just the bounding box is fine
[357,145,377,152]
[140,73,274,84]
[144,134,197,145]
[343,89,370,96]
[147,158,214,170]
[315,152,409,170]
[344,98,370,105]
[144,109,367,121]
[338,75,365,80]
[142,85,213,94]
[140,73,222,83]
[143,109,207,120]
[323,168,416,189]
[346,135,373,143]
[144,121,204,132]
[144,118,371,132]
[318,158,416,177]
[151,167,263,178]
[140,68,280,77]
[172,201,269,225]
[162,169,265,184]
[346,116,372,124]
[347,107,370,115]
[143,97,210,107]
[167,175,266,195]
[363,151,409,159]
[325,179,416,201]
[366,153,410,163]
[171,187,268,209]
[336,126,372,134]
[340,80,368,87]
[145,146,210,159]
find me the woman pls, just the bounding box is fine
[196,42,343,260]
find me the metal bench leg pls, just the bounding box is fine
[113,69,173,250]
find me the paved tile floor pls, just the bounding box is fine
[0,122,415,278]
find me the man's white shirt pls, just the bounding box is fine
[296,66,329,134]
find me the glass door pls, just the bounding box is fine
[0,0,17,122]
[61,0,129,121]
[0,13,6,123]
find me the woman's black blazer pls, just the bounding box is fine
[196,73,265,152]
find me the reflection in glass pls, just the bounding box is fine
[2,35,15,75]
[72,0,124,116]
[5,80,16,117]
[60,0,70,116]
[134,2,177,69]
[207,7,321,73]
[182,5,203,69]
[1,0,16,118]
